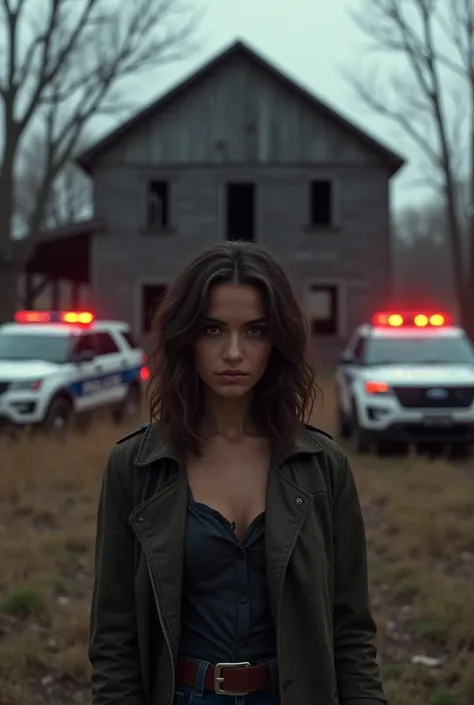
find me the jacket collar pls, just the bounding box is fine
[134,420,324,467]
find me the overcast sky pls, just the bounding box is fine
[102,0,439,213]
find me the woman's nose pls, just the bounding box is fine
[223,333,244,360]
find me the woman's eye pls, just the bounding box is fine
[204,325,221,336]
[247,326,264,337]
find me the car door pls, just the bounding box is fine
[94,331,127,407]
[68,332,102,411]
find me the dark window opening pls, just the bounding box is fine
[142,285,167,333]
[310,180,333,226]
[309,285,338,335]
[353,336,366,362]
[121,331,140,349]
[73,333,98,357]
[147,180,169,229]
[226,183,255,241]
[96,332,120,355]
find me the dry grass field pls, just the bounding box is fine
[0,377,473,705]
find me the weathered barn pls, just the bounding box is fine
[25,40,404,359]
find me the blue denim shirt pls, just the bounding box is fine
[178,493,277,664]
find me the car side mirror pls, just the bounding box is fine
[339,351,355,365]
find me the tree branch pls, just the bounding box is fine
[349,0,462,183]
[6,0,200,252]
[346,0,471,322]
[343,65,441,165]
[19,0,99,133]
[15,123,92,233]
[1,0,201,279]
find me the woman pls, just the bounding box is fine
[89,241,386,705]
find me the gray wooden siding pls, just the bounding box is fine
[97,54,385,167]
[91,163,391,356]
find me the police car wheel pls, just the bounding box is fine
[43,396,72,432]
[447,444,470,461]
[112,384,141,424]
[351,403,371,454]
[416,441,445,458]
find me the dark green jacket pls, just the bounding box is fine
[89,422,386,705]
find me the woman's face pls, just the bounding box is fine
[194,283,273,400]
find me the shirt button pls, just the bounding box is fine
[137,514,146,523]
[239,594,248,603]
[239,549,246,560]
[295,497,303,505]
[239,639,247,647]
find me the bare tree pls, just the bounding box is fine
[346,0,474,336]
[15,130,92,233]
[393,200,457,309]
[0,0,201,322]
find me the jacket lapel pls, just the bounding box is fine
[265,424,325,623]
[265,466,313,622]
[128,422,325,655]
[129,424,188,659]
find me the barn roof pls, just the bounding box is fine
[76,39,404,175]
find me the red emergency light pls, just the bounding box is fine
[140,352,150,381]
[14,310,95,325]
[365,380,389,394]
[371,311,452,328]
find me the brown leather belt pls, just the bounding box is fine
[176,659,272,695]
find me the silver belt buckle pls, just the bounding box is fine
[214,661,251,695]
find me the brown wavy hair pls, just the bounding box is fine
[147,241,318,456]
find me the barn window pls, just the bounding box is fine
[309,180,333,226]
[308,284,339,335]
[146,180,170,230]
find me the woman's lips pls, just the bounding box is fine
[217,371,249,382]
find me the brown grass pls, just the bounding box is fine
[0,378,473,705]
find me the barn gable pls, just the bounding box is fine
[77,41,403,173]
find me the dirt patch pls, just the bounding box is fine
[0,381,473,705]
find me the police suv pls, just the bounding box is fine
[0,310,148,430]
[336,311,474,455]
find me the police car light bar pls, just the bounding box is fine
[371,311,452,328]
[15,310,94,324]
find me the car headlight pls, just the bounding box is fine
[9,379,43,391]
[365,380,391,395]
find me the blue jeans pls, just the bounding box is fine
[174,660,280,705]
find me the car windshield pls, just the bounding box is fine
[365,336,474,365]
[0,332,72,363]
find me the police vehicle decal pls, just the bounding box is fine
[0,310,147,426]
[67,366,142,397]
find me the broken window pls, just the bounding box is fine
[147,181,169,229]
[308,284,339,335]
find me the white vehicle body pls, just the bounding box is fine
[0,313,147,428]
[336,314,474,451]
